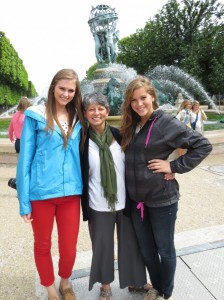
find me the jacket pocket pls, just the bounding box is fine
[34,151,62,187]
[139,168,166,199]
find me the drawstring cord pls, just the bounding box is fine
[137,202,144,221]
[137,117,157,221]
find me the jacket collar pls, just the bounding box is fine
[25,103,81,137]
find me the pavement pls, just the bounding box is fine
[0,131,224,300]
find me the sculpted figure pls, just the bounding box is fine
[93,33,104,63]
[89,5,119,64]
[105,31,116,63]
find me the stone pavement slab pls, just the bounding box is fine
[0,142,224,299]
[35,243,224,300]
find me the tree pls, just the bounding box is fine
[85,63,98,80]
[0,31,37,107]
[117,0,224,95]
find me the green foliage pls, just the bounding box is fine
[0,31,37,107]
[85,63,99,80]
[117,31,148,75]
[117,0,224,95]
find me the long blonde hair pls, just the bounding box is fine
[120,76,158,151]
[191,100,199,111]
[45,69,86,149]
[177,99,191,112]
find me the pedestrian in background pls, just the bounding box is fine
[8,97,31,190]
[16,69,86,300]
[120,76,212,300]
[175,99,192,127]
[8,96,31,154]
[175,99,192,156]
[190,100,207,134]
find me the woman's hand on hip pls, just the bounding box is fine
[148,159,171,174]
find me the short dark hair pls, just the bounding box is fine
[83,92,109,110]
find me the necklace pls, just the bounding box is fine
[137,123,143,129]
[138,121,147,129]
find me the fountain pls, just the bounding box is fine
[0,97,46,119]
[147,65,217,110]
[82,4,218,120]
[0,105,18,118]
[85,4,131,117]
[0,5,219,121]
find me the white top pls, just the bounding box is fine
[190,111,206,134]
[61,120,69,134]
[88,139,126,212]
[176,109,191,127]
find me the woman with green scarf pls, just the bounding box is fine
[81,92,147,300]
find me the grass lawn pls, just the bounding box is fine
[204,112,224,131]
[0,118,10,138]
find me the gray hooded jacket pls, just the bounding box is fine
[125,109,212,207]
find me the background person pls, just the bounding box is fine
[190,100,207,134]
[8,96,31,190]
[81,92,147,300]
[175,99,192,156]
[16,69,86,300]
[8,96,31,155]
[120,76,212,300]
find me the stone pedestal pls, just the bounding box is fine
[92,67,124,93]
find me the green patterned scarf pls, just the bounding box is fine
[89,122,117,211]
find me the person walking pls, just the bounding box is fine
[8,96,31,190]
[120,76,212,300]
[8,96,31,154]
[16,69,86,300]
[190,100,207,134]
[81,92,147,300]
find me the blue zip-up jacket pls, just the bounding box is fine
[16,104,83,216]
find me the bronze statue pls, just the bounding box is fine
[103,77,122,115]
[88,5,119,64]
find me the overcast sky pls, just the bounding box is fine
[1,0,223,97]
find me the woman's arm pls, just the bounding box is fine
[149,116,212,175]
[8,117,15,142]
[201,110,207,121]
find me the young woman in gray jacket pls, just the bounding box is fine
[120,76,212,300]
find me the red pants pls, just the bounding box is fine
[31,196,80,286]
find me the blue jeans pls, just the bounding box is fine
[131,201,178,298]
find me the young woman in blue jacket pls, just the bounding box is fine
[120,76,212,300]
[16,69,86,300]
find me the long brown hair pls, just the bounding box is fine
[17,97,31,112]
[45,69,86,149]
[120,76,158,151]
